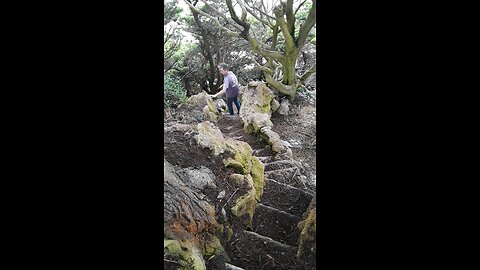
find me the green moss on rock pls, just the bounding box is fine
[230,174,256,227]
[250,156,265,201]
[202,234,227,259]
[195,122,226,156]
[164,239,206,270]
[228,174,245,186]
[194,121,266,226]
[224,158,247,174]
[297,207,316,269]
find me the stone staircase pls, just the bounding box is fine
[218,116,315,270]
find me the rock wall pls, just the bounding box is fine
[239,82,291,155]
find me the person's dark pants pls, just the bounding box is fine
[226,96,241,115]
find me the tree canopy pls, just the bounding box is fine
[164,0,316,101]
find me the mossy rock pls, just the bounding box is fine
[271,98,280,111]
[260,126,286,153]
[224,139,253,174]
[230,174,256,227]
[228,174,246,186]
[206,98,217,113]
[187,91,211,105]
[224,158,247,174]
[164,239,206,270]
[195,122,226,156]
[250,156,265,201]
[195,121,265,226]
[297,207,316,269]
[201,233,228,259]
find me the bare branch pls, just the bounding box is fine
[295,0,316,49]
[250,53,273,73]
[299,63,316,83]
[273,3,295,48]
[199,0,243,31]
[237,0,248,21]
[286,0,295,38]
[294,0,307,16]
[245,0,276,20]
[183,0,240,37]
[225,0,249,33]
[244,5,273,28]
[248,35,285,60]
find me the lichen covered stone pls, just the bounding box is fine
[297,207,316,269]
[230,174,256,226]
[195,122,226,156]
[250,156,265,201]
[194,121,264,226]
[187,91,220,122]
[164,239,206,270]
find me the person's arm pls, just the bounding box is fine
[213,76,228,98]
[213,84,226,98]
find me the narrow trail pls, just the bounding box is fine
[217,115,315,270]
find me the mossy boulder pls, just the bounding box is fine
[270,98,280,111]
[195,122,226,156]
[239,83,274,134]
[250,156,265,201]
[260,126,286,153]
[230,174,256,226]
[238,82,290,154]
[194,121,265,225]
[164,238,206,270]
[185,91,220,122]
[228,174,246,186]
[201,233,228,258]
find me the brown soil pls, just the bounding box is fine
[271,94,316,177]
[163,121,255,230]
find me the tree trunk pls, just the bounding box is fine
[190,6,217,94]
[164,159,217,240]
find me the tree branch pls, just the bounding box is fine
[294,0,307,16]
[244,5,273,28]
[199,0,243,32]
[300,63,316,83]
[273,3,295,49]
[248,35,285,60]
[225,0,249,33]
[295,0,316,49]
[237,0,248,21]
[245,0,276,20]
[265,73,295,96]
[286,0,295,39]
[250,52,273,73]
[183,0,240,37]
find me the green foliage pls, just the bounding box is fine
[173,42,198,62]
[298,86,315,101]
[164,73,187,108]
[164,0,183,25]
[180,14,194,25]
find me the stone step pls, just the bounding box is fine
[252,147,273,157]
[252,203,301,246]
[261,178,314,217]
[256,156,274,163]
[264,160,302,171]
[264,168,305,188]
[225,263,245,270]
[226,230,304,270]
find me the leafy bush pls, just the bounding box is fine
[164,73,187,108]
